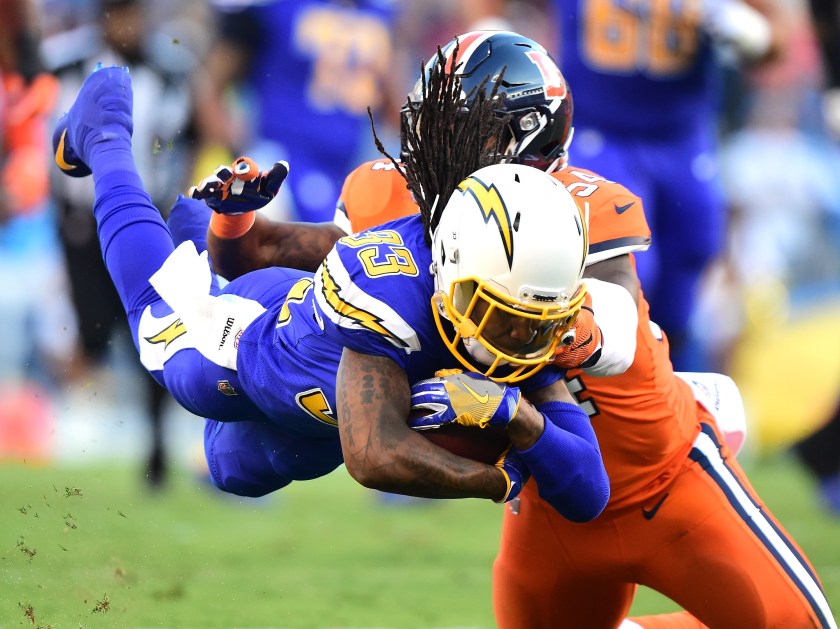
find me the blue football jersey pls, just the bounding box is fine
[313,215,565,389]
[551,0,719,135]
[314,215,455,383]
[227,266,343,437]
[214,0,397,158]
[234,215,563,437]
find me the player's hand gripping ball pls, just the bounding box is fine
[189,156,289,215]
[409,370,522,430]
[494,446,529,503]
[409,407,511,465]
[407,370,517,465]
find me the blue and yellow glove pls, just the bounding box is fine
[495,447,530,503]
[409,370,522,431]
[189,156,289,215]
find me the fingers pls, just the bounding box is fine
[409,378,456,429]
[494,448,530,503]
[231,156,259,182]
[189,156,288,214]
[407,404,453,430]
[261,160,289,198]
[552,303,602,370]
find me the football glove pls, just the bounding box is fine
[495,447,530,504]
[700,0,772,61]
[552,291,602,370]
[189,156,289,215]
[409,370,522,431]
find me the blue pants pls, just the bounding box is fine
[96,182,343,497]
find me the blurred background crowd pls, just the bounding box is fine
[1,0,840,512]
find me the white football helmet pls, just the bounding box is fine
[430,163,588,383]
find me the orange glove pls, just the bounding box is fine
[552,291,602,370]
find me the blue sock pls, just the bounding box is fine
[90,145,174,332]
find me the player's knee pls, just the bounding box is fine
[210,467,288,498]
[203,420,293,497]
[206,448,292,497]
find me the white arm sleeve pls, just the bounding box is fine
[582,277,638,377]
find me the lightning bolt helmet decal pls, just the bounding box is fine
[457,176,515,269]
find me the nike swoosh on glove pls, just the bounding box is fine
[409,370,522,430]
[494,447,530,503]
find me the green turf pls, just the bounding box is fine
[1,454,838,628]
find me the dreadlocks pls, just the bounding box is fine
[368,39,510,245]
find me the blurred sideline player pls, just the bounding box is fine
[193,0,399,224]
[0,0,57,223]
[790,0,840,516]
[53,62,612,519]
[545,0,785,370]
[191,32,835,628]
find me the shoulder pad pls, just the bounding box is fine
[553,166,651,265]
[339,160,418,233]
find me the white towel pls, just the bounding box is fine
[676,372,748,456]
[148,241,266,370]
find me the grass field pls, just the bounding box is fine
[1,454,839,628]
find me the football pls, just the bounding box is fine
[409,408,510,465]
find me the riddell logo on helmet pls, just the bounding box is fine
[532,293,558,302]
[507,87,545,101]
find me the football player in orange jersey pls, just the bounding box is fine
[188,31,835,629]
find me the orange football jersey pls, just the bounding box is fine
[552,166,702,512]
[338,161,703,512]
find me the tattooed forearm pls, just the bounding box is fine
[265,222,345,272]
[209,217,345,279]
[336,349,507,501]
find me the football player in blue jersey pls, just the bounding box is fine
[194,0,399,224]
[184,32,837,628]
[546,0,783,370]
[52,60,609,520]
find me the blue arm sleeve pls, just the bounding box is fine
[515,400,609,522]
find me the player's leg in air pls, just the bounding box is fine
[53,65,272,424]
[164,186,345,498]
[55,66,348,496]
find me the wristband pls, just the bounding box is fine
[209,211,256,239]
